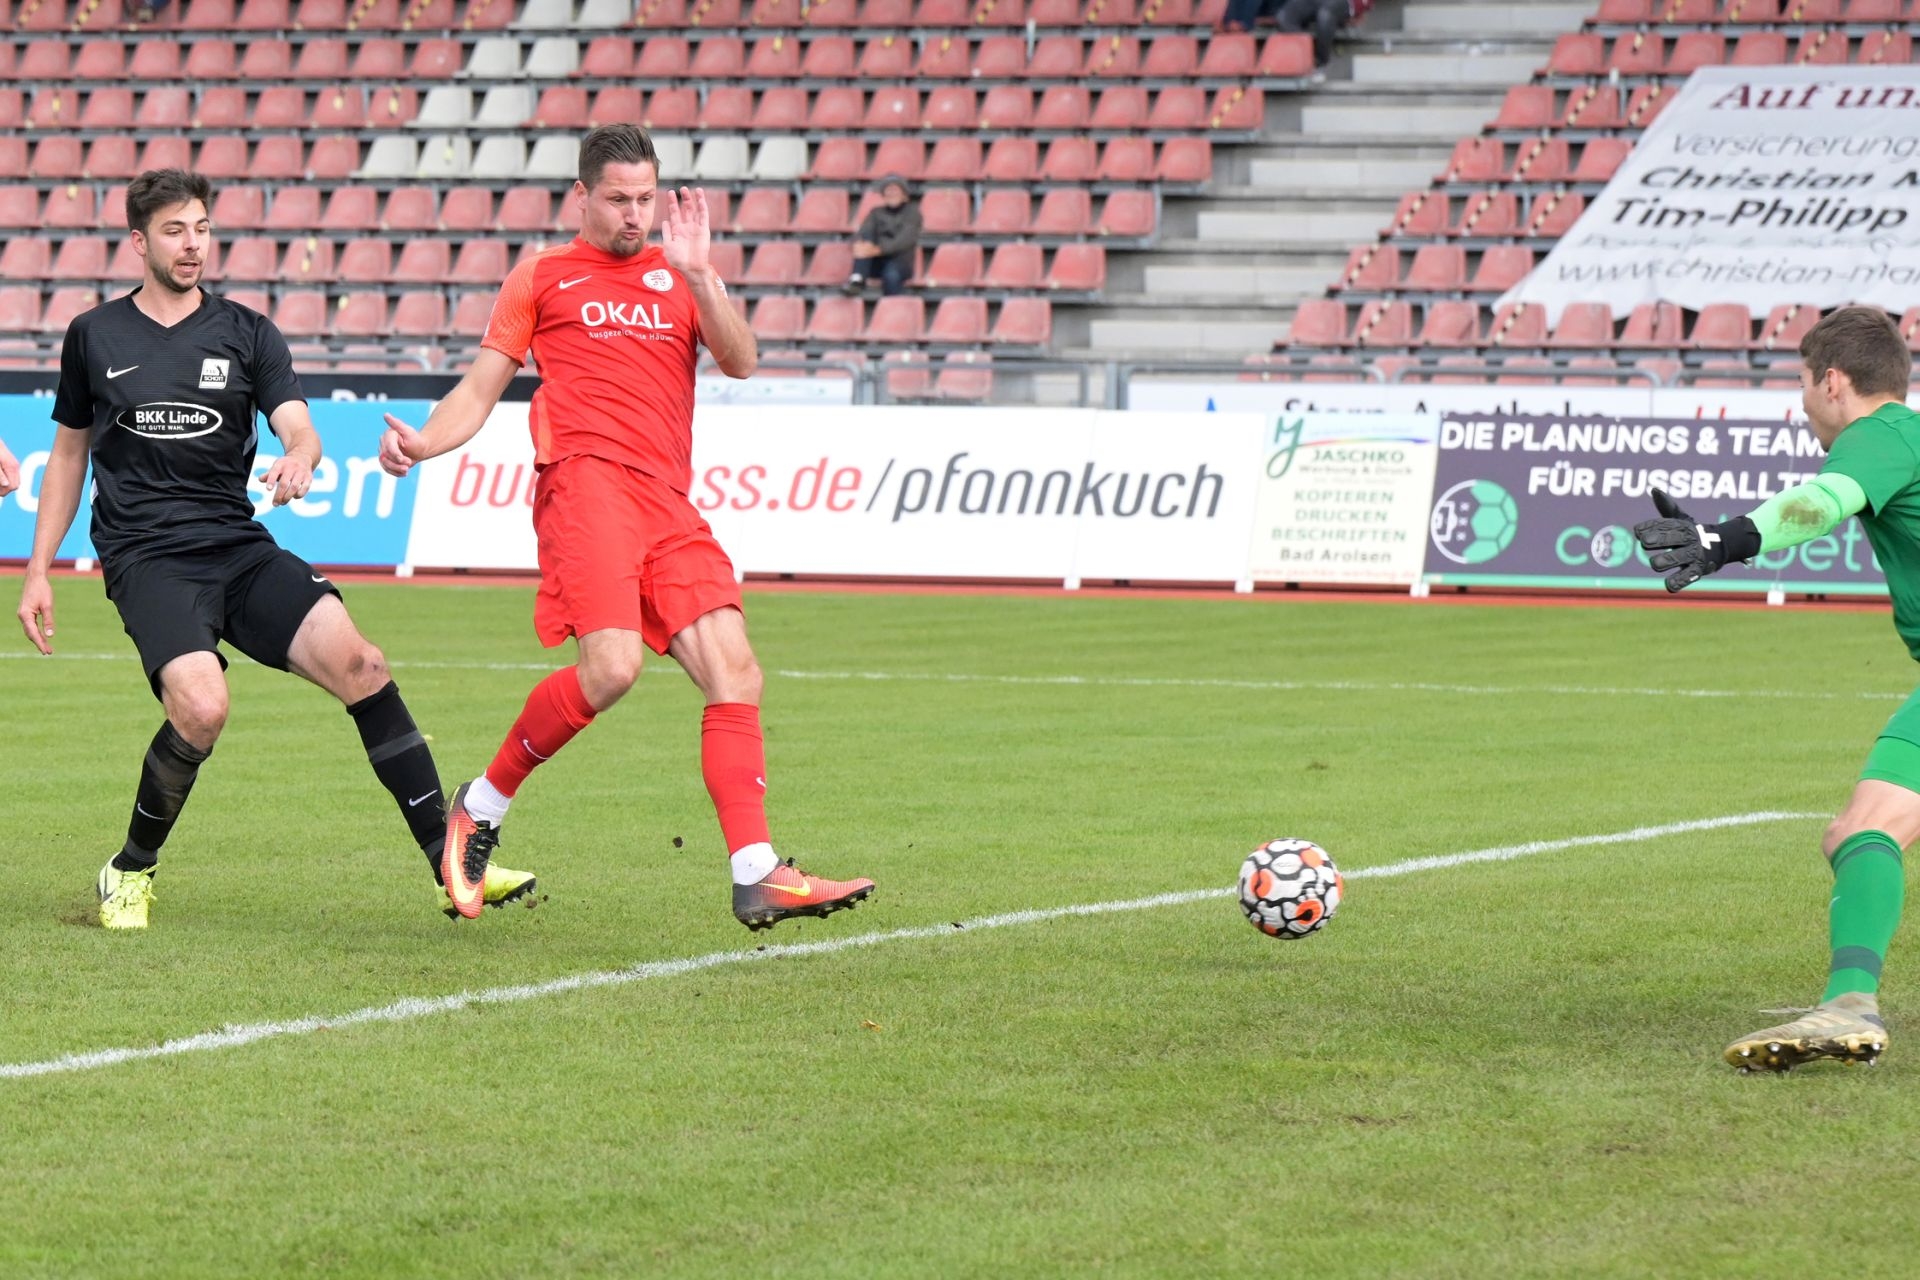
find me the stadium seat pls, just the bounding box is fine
[1095,190,1156,239]
[1098,137,1157,183]
[0,140,22,181]
[989,298,1051,346]
[918,34,972,77]
[983,138,1040,184]
[857,34,915,76]
[1689,303,1753,350]
[49,238,108,283]
[1208,86,1264,132]
[1562,85,1622,129]
[1403,245,1467,291]
[0,287,41,330]
[499,188,556,233]
[1723,0,1784,20]
[1730,32,1787,64]
[919,187,972,235]
[1451,191,1518,239]
[593,88,649,127]
[0,238,50,281]
[273,291,329,338]
[308,137,361,180]
[866,137,926,180]
[973,190,1033,236]
[1485,302,1548,347]
[1665,32,1726,74]
[1858,32,1913,64]
[236,0,291,24]
[804,296,864,344]
[1755,303,1820,351]
[1031,189,1092,236]
[921,243,984,289]
[1088,87,1148,132]
[1608,31,1665,75]
[1618,301,1686,348]
[1898,309,1920,354]
[931,351,993,403]
[802,243,854,287]
[923,87,979,131]
[862,296,925,343]
[1138,34,1197,76]
[1351,300,1412,347]
[333,292,390,339]
[20,40,70,80]
[1196,32,1256,76]
[1440,138,1505,184]
[253,88,308,130]
[1844,0,1902,16]
[1469,246,1534,292]
[277,237,336,284]
[1524,190,1585,238]
[451,293,496,337]
[1793,30,1848,65]
[336,239,393,284]
[808,138,868,181]
[1040,138,1100,183]
[1146,86,1206,131]
[41,289,101,333]
[44,187,98,230]
[351,40,410,79]
[807,86,864,132]
[743,241,805,286]
[29,139,83,183]
[290,39,350,79]
[76,89,134,130]
[693,137,752,181]
[925,297,989,345]
[1045,243,1105,294]
[792,188,851,233]
[978,85,1034,130]
[1548,33,1606,75]
[1492,86,1556,133]
[1085,34,1143,77]
[399,239,458,283]
[321,187,381,232]
[746,35,803,76]
[1334,244,1398,292]
[708,241,745,283]
[973,35,1029,79]
[1256,32,1313,76]
[1383,192,1446,239]
[391,293,448,338]
[252,137,307,182]
[535,87,592,129]
[128,41,182,79]
[881,350,933,400]
[1572,139,1632,182]
[439,188,494,232]
[210,186,266,231]
[731,188,791,234]
[982,242,1044,290]
[1541,303,1613,348]
[799,35,856,77]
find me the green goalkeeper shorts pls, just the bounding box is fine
[1862,683,1920,792]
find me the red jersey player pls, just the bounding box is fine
[378,125,875,929]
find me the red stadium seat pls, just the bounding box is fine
[20,40,70,80]
[807,86,865,131]
[252,87,308,130]
[45,186,98,230]
[273,291,329,338]
[1084,34,1142,77]
[1385,192,1447,239]
[0,239,50,281]
[1793,30,1847,65]
[1040,137,1099,183]
[1403,244,1466,291]
[49,238,108,282]
[1450,190,1517,238]
[1207,86,1264,131]
[1523,190,1585,238]
[802,0,857,22]
[1594,0,1650,17]
[305,136,358,180]
[808,138,868,180]
[432,191,490,235]
[1844,0,1901,15]
[135,137,194,175]
[80,89,137,130]
[1196,32,1257,76]
[1469,245,1534,292]
[1572,138,1632,182]
[1755,303,1820,351]
[856,34,915,76]
[731,188,791,234]
[803,243,854,286]
[1548,33,1606,75]
[236,0,291,24]
[451,293,495,338]
[1730,32,1787,64]
[973,37,1030,80]
[857,0,912,21]
[925,298,989,345]
[1486,302,1547,347]
[1147,86,1206,130]
[865,86,922,130]
[129,41,183,79]
[29,138,84,182]
[42,289,101,333]
[277,237,336,284]
[295,39,354,79]
[1352,300,1412,347]
[1045,243,1105,293]
[1097,137,1156,182]
[743,241,804,285]
[923,87,978,131]
[1722,0,1783,20]
[750,0,806,25]
[989,298,1050,346]
[932,352,993,403]
[1029,36,1085,77]
[1562,85,1622,129]
[1666,32,1726,74]
[978,85,1033,129]
[498,188,554,232]
[594,88,649,127]
[333,292,390,339]
[800,36,856,76]
[919,187,972,234]
[1095,190,1156,239]
[1608,31,1664,75]
[1440,138,1505,184]
[1619,301,1686,347]
[982,242,1043,290]
[138,88,194,130]
[982,137,1039,183]
[536,87,592,129]
[921,243,984,289]
[1690,303,1753,350]
[392,293,448,339]
[862,296,925,343]
[1034,86,1093,131]
[0,287,42,330]
[751,86,809,131]
[1090,87,1148,131]
[1031,189,1091,236]
[210,186,266,231]
[181,0,238,26]
[1546,302,1614,348]
[1256,32,1313,76]
[745,35,803,76]
[974,189,1032,235]
[690,36,747,77]
[918,34,973,77]
[336,239,394,284]
[1139,34,1198,76]
[399,240,458,283]
[635,38,692,77]
[321,187,380,232]
[0,140,22,181]
[1857,32,1913,64]
[707,240,744,283]
[792,188,851,232]
[804,296,864,343]
[580,37,634,77]
[252,136,307,182]
[1155,138,1213,184]
[1418,301,1483,348]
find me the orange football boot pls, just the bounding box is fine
[732,858,875,931]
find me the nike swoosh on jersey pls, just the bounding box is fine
[557,275,593,290]
[107,366,138,378]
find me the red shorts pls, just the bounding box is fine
[531,455,743,654]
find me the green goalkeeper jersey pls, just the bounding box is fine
[1821,402,1920,659]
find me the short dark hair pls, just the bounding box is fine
[579,124,660,190]
[126,169,213,236]
[1801,305,1911,399]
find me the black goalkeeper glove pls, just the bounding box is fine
[1631,488,1762,593]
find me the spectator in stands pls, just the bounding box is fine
[132,0,166,21]
[0,438,18,498]
[1224,0,1348,71]
[846,177,921,298]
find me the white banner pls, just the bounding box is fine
[403,405,1269,585]
[1247,413,1439,585]
[1500,65,1920,322]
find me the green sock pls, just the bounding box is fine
[1821,830,1905,1003]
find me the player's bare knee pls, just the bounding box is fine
[342,641,390,701]
[582,649,641,705]
[170,690,228,746]
[729,657,763,705]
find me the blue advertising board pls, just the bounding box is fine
[0,396,430,569]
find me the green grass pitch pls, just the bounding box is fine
[5,575,1920,1277]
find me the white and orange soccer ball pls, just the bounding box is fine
[1238,838,1343,939]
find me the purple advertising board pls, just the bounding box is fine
[1420,413,1887,595]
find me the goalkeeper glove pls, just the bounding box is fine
[1632,488,1761,593]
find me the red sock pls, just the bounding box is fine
[487,666,597,797]
[702,702,771,854]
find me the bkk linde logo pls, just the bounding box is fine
[115,402,222,441]
[1428,479,1518,565]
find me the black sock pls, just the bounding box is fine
[115,721,211,870]
[347,680,447,880]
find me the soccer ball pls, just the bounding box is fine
[1238,838,1343,939]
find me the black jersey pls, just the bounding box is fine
[51,288,306,573]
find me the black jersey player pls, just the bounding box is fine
[13,169,536,927]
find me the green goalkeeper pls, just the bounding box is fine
[1634,305,1915,1072]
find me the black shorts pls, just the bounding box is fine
[104,541,342,699]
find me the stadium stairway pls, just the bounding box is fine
[1065,0,1587,360]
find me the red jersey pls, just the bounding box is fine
[482,238,707,491]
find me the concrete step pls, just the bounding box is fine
[1350,50,1543,85]
[1138,262,1335,300]
[1195,205,1389,244]
[1245,154,1442,193]
[1086,314,1288,354]
[1299,98,1499,138]
[1399,1,1590,35]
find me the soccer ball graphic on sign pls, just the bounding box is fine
[1238,838,1343,939]
[1429,479,1518,565]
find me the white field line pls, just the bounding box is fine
[0,650,1908,702]
[0,810,1819,1082]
